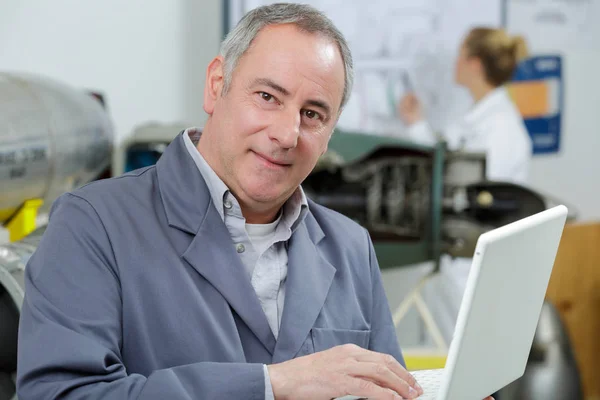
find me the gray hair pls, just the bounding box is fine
[220,2,354,112]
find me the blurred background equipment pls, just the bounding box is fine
[0,72,114,400]
[0,72,113,241]
[303,131,571,267]
[0,227,45,400]
[111,122,186,178]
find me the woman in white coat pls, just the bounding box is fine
[398,28,534,345]
[399,27,532,185]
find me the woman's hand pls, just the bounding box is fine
[397,93,423,125]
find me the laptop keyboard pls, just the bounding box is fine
[412,369,443,399]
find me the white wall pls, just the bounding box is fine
[0,0,222,143]
[528,52,600,222]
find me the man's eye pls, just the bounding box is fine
[303,110,322,121]
[259,92,274,102]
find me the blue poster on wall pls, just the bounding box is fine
[509,55,563,155]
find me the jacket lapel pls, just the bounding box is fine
[272,218,336,363]
[182,209,277,355]
[157,131,276,355]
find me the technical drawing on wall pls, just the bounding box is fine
[506,0,600,53]
[227,0,502,137]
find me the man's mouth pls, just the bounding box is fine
[252,151,292,168]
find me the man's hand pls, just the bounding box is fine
[267,343,423,399]
[397,93,423,126]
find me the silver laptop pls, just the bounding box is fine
[339,205,568,400]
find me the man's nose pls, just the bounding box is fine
[268,109,300,149]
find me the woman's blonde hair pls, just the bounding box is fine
[464,27,529,87]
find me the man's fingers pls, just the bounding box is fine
[353,350,422,394]
[340,376,404,400]
[346,362,419,399]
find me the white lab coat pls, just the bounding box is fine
[405,86,533,345]
[405,86,532,184]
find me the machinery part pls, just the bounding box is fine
[112,122,186,177]
[304,156,432,240]
[458,181,547,227]
[440,217,494,258]
[0,72,114,224]
[305,152,550,251]
[0,226,45,400]
[443,150,486,187]
[441,181,547,258]
[5,199,43,243]
[497,301,584,400]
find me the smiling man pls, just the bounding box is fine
[16,4,491,400]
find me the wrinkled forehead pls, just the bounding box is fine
[234,24,346,110]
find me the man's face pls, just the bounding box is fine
[201,24,345,220]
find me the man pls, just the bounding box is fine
[17,4,490,400]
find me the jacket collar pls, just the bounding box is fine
[156,130,212,235]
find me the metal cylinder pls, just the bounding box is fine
[0,226,45,400]
[0,72,114,223]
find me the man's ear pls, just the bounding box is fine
[203,56,225,115]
